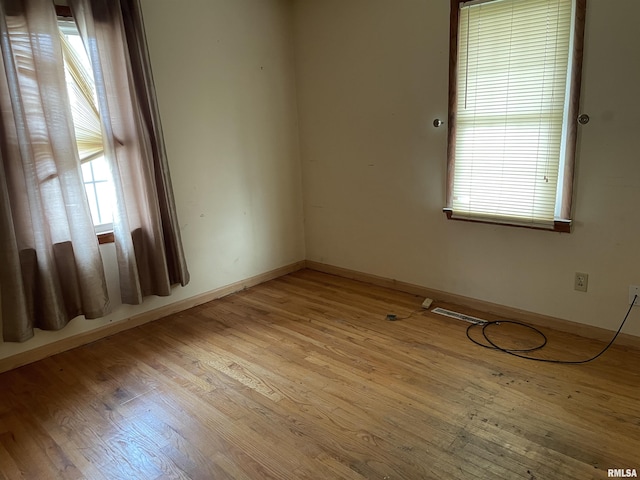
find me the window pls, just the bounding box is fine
[1,0,190,342]
[445,0,586,232]
[80,157,115,232]
[58,12,115,237]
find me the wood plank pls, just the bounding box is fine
[0,269,638,479]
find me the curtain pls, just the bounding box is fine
[69,0,189,304]
[0,0,109,342]
[0,0,189,342]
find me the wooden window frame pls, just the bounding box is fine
[444,0,587,234]
[97,231,114,244]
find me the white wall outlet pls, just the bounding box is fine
[629,286,640,306]
[574,272,588,292]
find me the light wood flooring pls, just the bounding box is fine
[0,269,639,479]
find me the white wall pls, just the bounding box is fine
[1,0,305,359]
[3,0,639,362]
[293,0,640,336]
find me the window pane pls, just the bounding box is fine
[81,161,93,182]
[81,157,114,228]
[95,181,115,226]
[449,0,574,226]
[84,182,100,224]
[89,155,109,181]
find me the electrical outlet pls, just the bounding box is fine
[574,272,588,292]
[629,285,640,306]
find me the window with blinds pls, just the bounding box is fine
[59,18,114,232]
[445,0,586,232]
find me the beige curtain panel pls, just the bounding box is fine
[0,0,189,343]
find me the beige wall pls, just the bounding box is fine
[1,0,305,359]
[293,0,640,336]
[3,0,639,362]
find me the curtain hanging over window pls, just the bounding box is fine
[0,0,189,343]
[69,0,190,303]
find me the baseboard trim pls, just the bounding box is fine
[0,261,306,374]
[5,258,637,374]
[305,261,640,349]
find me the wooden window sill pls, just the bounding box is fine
[98,231,115,244]
[443,209,571,233]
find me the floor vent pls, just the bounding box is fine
[431,307,488,325]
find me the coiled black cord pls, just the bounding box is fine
[465,296,636,364]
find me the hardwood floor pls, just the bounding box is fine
[0,269,638,479]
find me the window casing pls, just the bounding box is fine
[445,0,586,232]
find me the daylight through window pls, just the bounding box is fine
[59,18,114,232]
[445,0,586,232]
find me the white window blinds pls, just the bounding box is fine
[451,0,573,227]
[59,23,104,163]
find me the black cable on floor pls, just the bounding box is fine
[386,309,422,321]
[465,295,636,364]
[466,320,547,353]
